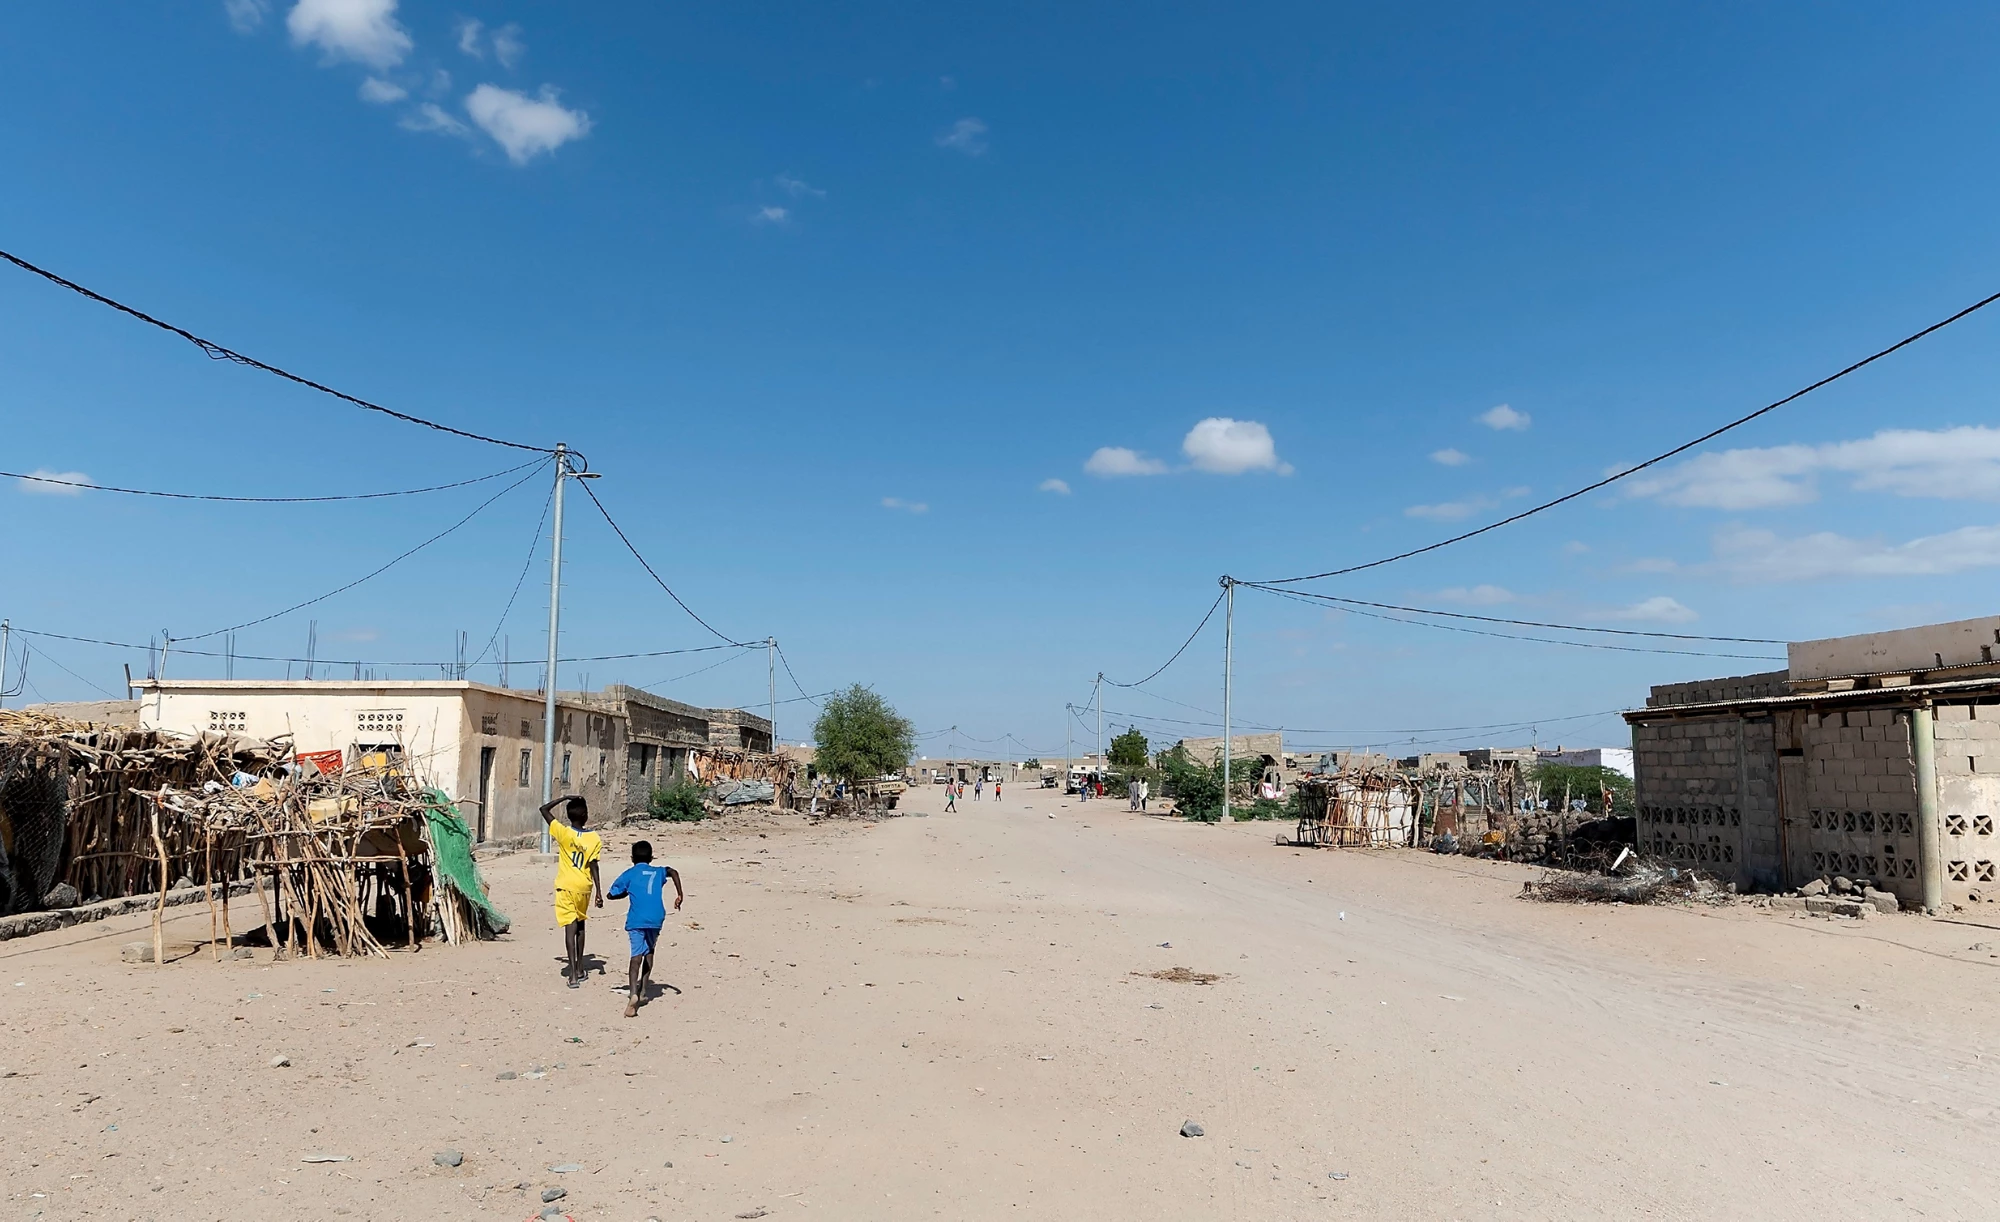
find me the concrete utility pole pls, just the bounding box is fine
[538,445,599,854]
[767,638,777,750]
[0,619,10,709]
[1221,576,1235,824]
[1095,673,1103,770]
[1065,705,1073,784]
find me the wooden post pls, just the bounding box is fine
[205,830,219,962]
[149,802,169,969]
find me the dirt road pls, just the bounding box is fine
[3,781,1995,1220]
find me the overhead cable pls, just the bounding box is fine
[1098,703,1626,737]
[575,479,745,647]
[0,249,551,453]
[1240,583,1784,643]
[181,465,543,641]
[0,459,543,503]
[467,481,555,671]
[11,625,747,668]
[773,641,823,708]
[1254,585,1784,660]
[1102,591,1224,687]
[1255,285,2000,584]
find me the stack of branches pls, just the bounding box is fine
[144,768,499,961]
[691,747,799,809]
[1290,768,1420,848]
[1520,861,1730,906]
[0,709,284,914]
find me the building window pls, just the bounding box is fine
[561,751,571,785]
[520,719,531,738]
[207,710,247,733]
[519,749,532,786]
[480,713,498,735]
[597,750,608,784]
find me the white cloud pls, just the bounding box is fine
[936,117,988,155]
[1480,403,1530,431]
[224,0,271,33]
[1562,540,1590,555]
[465,84,590,164]
[456,18,524,67]
[1435,584,1514,605]
[1181,417,1291,476]
[754,206,789,224]
[17,469,91,496]
[1429,448,1470,466]
[491,23,525,68]
[287,0,412,69]
[358,76,406,103]
[1601,595,1698,624]
[1405,497,1488,521]
[881,497,929,514]
[1038,478,1071,495]
[400,102,469,137]
[775,173,824,198]
[1625,426,2000,510]
[1084,447,1168,477]
[1711,523,2000,582]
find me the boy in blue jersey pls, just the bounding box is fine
[605,840,683,1018]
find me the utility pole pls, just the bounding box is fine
[0,620,10,709]
[767,638,777,750]
[1095,673,1103,770]
[1221,576,1234,824]
[1065,705,1073,788]
[539,444,599,854]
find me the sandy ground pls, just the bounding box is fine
[3,781,1998,1221]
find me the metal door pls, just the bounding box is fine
[477,746,495,843]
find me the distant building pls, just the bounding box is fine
[132,679,771,843]
[1537,747,1635,779]
[1174,732,1284,769]
[1624,614,2000,908]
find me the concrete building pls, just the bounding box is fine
[1537,747,1635,779]
[132,679,772,843]
[906,758,1029,785]
[1174,733,1284,768]
[1624,615,2000,908]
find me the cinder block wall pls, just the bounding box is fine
[1799,708,1919,900]
[1632,716,1758,889]
[1930,701,2000,901]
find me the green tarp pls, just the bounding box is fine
[420,788,510,937]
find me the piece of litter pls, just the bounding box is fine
[1158,942,1172,948]
[549,1163,583,1173]
[301,1153,350,1163]
[1338,912,1346,920]
[1329,1171,1349,1180]
[1440,995,1463,1001]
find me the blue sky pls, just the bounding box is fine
[5,1,2000,758]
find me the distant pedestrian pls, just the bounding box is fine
[1140,779,1150,812]
[945,782,958,812]
[975,778,984,801]
[993,781,1001,801]
[1128,779,1141,811]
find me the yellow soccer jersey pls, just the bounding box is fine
[548,820,602,893]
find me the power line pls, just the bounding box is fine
[1098,702,1627,738]
[0,249,551,453]
[18,640,119,699]
[180,465,543,641]
[1102,590,1225,687]
[1254,585,1784,660]
[575,479,744,646]
[633,644,758,691]
[0,459,543,502]
[1239,583,1784,643]
[1255,285,2000,584]
[467,480,555,671]
[773,642,823,708]
[9,627,746,668]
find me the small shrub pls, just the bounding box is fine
[647,782,706,823]
[1233,797,1286,821]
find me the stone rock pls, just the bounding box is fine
[433,1150,463,1168]
[663,1161,673,1169]
[1831,876,1856,895]
[1180,1120,1205,1138]
[268,1055,291,1068]
[548,1163,582,1174]
[1806,897,1865,918]
[1768,896,1808,913]
[120,942,155,963]
[41,883,81,909]
[1798,879,1829,897]
[231,948,256,960]
[720,1135,734,1144]
[495,1071,517,1081]
[541,1186,567,1203]
[1862,889,1900,915]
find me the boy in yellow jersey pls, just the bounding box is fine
[539,794,603,988]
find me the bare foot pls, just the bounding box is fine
[624,999,639,1018]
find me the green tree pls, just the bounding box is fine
[1108,728,1150,768]
[812,685,916,783]
[1531,764,1634,816]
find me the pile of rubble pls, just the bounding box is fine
[1759,875,1903,919]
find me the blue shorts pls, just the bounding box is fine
[627,927,661,957]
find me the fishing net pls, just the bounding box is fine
[419,788,510,937]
